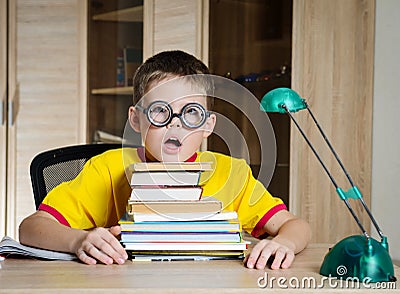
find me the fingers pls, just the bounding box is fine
[77,247,98,265]
[244,239,295,270]
[280,250,295,269]
[245,240,271,269]
[84,235,118,265]
[109,225,122,236]
[76,227,128,265]
[106,226,128,260]
[270,247,287,270]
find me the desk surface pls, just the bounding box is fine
[0,243,398,293]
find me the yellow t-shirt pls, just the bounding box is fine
[40,148,286,237]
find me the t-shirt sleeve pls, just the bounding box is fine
[231,159,287,237]
[39,151,130,229]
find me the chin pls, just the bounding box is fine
[160,152,192,162]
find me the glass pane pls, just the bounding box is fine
[87,0,143,143]
[208,0,292,205]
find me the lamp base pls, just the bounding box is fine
[320,235,396,282]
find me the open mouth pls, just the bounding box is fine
[164,137,182,148]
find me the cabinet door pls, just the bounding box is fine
[5,0,86,238]
[5,0,17,239]
[0,0,7,237]
[87,0,204,144]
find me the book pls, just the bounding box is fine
[127,249,244,256]
[130,187,203,202]
[127,196,222,214]
[123,47,142,86]
[0,236,77,261]
[131,210,238,222]
[116,53,124,86]
[118,219,241,233]
[127,250,245,257]
[130,161,213,172]
[130,170,202,186]
[122,241,249,251]
[131,254,244,261]
[121,232,241,243]
[93,130,124,144]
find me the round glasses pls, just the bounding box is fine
[136,100,210,129]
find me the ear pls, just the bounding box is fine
[202,113,216,138]
[128,106,141,132]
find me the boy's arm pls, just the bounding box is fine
[19,211,128,265]
[244,210,311,270]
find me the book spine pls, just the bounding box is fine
[130,187,203,202]
[116,49,125,87]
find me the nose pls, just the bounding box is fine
[167,114,181,128]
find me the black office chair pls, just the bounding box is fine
[30,143,122,209]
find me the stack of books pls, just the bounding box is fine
[119,162,248,261]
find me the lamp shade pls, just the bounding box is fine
[260,87,307,113]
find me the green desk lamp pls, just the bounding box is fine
[260,87,396,283]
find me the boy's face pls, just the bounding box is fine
[129,76,216,162]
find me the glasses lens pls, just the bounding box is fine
[148,102,171,125]
[182,104,206,127]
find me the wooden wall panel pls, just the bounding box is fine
[291,0,375,242]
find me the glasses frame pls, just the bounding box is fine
[135,100,211,129]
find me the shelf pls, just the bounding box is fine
[91,87,133,95]
[92,6,143,22]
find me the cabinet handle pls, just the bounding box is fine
[8,83,19,126]
[0,92,4,125]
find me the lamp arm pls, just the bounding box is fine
[306,105,385,240]
[359,196,385,239]
[343,198,370,239]
[283,105,370,238]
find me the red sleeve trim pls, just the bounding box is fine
[251,203,287,238]
[185,152,197,162]
[38,203,71,227]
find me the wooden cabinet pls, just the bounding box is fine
[0,0,374,243]
[87,0,144,143]
[1,0,86,239]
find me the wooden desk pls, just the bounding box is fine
[0,244,398,293]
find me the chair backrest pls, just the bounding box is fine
[30,143,122,209]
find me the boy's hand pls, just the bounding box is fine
[244,238,295,270]
[74,226,128,265]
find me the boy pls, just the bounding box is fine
[19,50,311,269]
